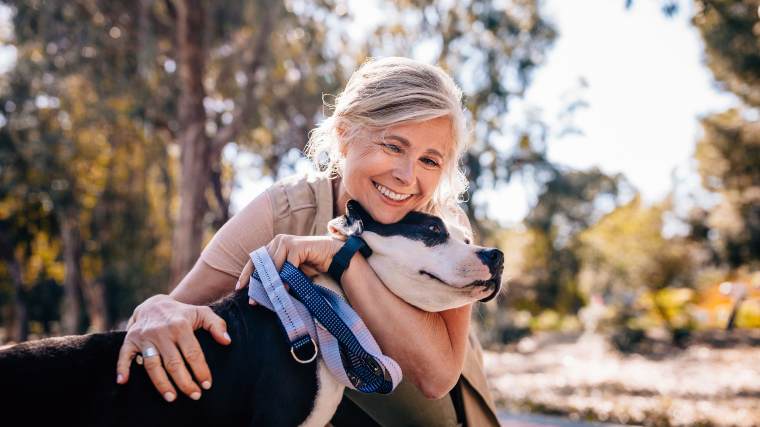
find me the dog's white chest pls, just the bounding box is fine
[299,361,345,427]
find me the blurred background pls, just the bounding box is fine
[0,0,758,425]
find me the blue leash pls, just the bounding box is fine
[248,247,401,394]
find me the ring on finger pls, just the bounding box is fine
[137,346,159,364]
[142,346,159,358]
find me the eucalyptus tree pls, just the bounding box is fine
[0,0,559,334]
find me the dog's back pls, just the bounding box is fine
[0,290,320,427]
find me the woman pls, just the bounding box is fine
[116,57,499,426]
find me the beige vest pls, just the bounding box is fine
[266,173,500,427]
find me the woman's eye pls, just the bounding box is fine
[421,157,439,167]
[382,143,401,153]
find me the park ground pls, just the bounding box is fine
[487,331,760,427]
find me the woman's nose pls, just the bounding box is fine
[392,158,415,185]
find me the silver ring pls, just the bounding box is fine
[142,346,159,358]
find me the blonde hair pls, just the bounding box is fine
[304,57,470,216]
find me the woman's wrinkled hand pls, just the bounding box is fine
[235,235,343,301]
[115,294,231,402]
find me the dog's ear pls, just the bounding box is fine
[327,216,349,239]
[345,200,370,223]
[328,200,369,238]
[327,215,363,239]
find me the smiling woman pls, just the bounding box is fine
[336,116,453,224]
[117,57,500,427]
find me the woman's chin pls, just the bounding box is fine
[363,195,413,224]
[370,210,404,225]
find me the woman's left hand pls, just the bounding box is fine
[235,234,343,292]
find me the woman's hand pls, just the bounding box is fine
[235,234,343,291]
[115,294,231,402]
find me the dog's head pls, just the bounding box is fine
[328,200,504,312]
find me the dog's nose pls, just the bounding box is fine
[477,248,504,273]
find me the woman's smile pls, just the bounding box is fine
[373,181,415,203]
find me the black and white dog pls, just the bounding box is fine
[0,201,503,427]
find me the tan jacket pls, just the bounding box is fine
[201,173,499,426]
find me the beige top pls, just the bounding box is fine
[201,172,499,427]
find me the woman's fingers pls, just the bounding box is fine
[267,236,288,270]
[195,306,231,346]
[235,260,254,290]
[116,338,140,384]
[140,343,179,402]
[301,264,320,279]
[177,332,212,391]
[155,337,202,400]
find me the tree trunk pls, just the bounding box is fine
[169,0,210,289]
[0,223,28,342]
[82,279,108,332]
[7,256,28,342]
[59,208,83,334]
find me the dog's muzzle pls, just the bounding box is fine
[477,248,504,302]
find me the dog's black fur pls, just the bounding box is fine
[0,290,318,427]
[0,201,504,427]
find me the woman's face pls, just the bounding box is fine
[341,116,453,224]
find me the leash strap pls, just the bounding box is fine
[280,262,402,393]
[247,249,401,394]
[248,247,317,363]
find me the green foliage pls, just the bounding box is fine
[0,0,560,335]
[578,196,693,297]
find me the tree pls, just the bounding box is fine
[690,0,760,268]
[695,109,760,266]
[634,0,760,268]
[0,0,559,335]
[692,0,760,107]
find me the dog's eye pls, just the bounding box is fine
[464,238,471,245]
[428,224,441,234]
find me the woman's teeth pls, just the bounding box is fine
[374,182,412,201]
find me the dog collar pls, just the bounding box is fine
[328,235,372,283]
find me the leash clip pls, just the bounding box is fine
[290,337,318,364]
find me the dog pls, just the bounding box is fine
[0,200,503,427]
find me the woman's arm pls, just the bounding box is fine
[341,255,471,400]
[116,192,275,401]
[170,259,237,305]
[240,231,470,399]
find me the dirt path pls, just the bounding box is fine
[486,333,760,426]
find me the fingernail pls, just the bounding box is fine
[201,380,212,390]
[190,392,201,400]
[223,332,231,342]
[235,281,240,290]
[116,374,124,384]
[163,392,176,402]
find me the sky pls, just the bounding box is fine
[476,0,739,224]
